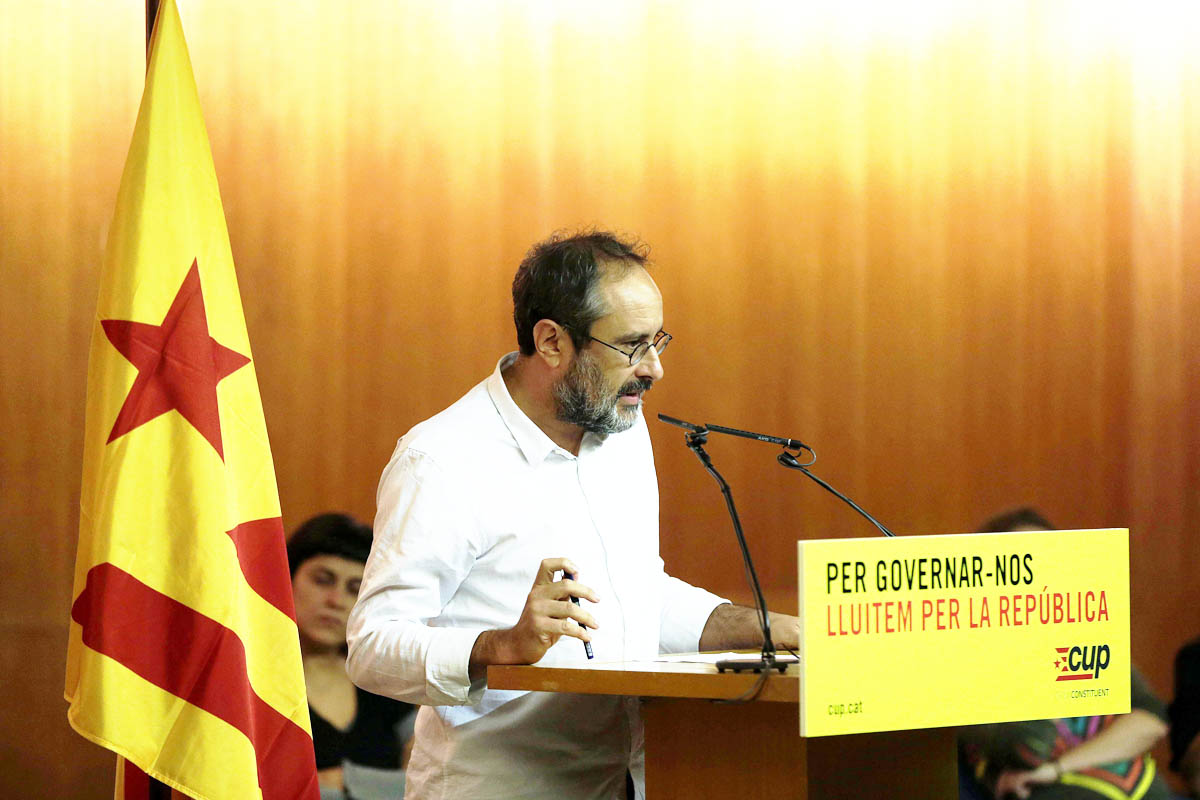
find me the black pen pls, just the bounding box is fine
[563,570,594,660]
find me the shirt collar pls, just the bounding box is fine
[486,353,572,465]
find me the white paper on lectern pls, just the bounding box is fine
[653,652,748,664]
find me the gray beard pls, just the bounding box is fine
[553,353,644,436]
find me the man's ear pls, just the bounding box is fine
[532,319,573,369]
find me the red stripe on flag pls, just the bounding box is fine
[227,517,296,620]
[72,563,319,800]
[1056,673,1094,681]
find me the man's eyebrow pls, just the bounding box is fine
[619,328,658,342]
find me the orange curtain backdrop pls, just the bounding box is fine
[178,0,1200,647]
[2,2,1199,796]
[63,1,318,797]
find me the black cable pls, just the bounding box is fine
[694,417,893,537]
[713,666,772,704]
[777,450,895,537]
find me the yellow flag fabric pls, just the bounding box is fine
[64,2,319,798]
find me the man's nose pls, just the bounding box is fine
[636,347,664,382]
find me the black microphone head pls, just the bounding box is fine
[657,413,705,433]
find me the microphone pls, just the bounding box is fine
[705,422,807,452]
[657,413,707,434]
[701,419,895,538]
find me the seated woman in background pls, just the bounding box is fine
[288,513,416,800]
[959,508,1171,800]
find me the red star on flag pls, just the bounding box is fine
[102,259,249,459]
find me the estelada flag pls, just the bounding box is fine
[64,2,319,798]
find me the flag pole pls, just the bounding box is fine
[137,12,185,797]
[130,3,176,791]
[138,16,176,800]
[146,0,160,58]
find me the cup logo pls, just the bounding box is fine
[1055,644,1110,681]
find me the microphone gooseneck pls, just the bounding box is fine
[699,421,896,538]
[656,413,784,678]
[775,451,895,538]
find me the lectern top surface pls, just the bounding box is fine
[488,658,799,703]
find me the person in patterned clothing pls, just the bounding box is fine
[958,508,1170,800]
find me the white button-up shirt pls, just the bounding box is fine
[347,354,727,800]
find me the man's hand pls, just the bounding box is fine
[994,763,1057,798]
[771,612,800,650]
[469,558,598,680]
[698,604,800,651]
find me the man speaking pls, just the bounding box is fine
[347,231,798,799]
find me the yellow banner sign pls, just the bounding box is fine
[797,529,1130,736]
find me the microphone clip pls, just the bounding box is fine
[658,413,715,465]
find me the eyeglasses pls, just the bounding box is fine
[587,330,672,367]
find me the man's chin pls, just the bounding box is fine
[613,403,642,428]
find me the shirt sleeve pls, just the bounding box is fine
[346,444,487,706]
[657,574,729,654]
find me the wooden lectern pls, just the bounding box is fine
[487,529,1131,797]
[489,659,956,800]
